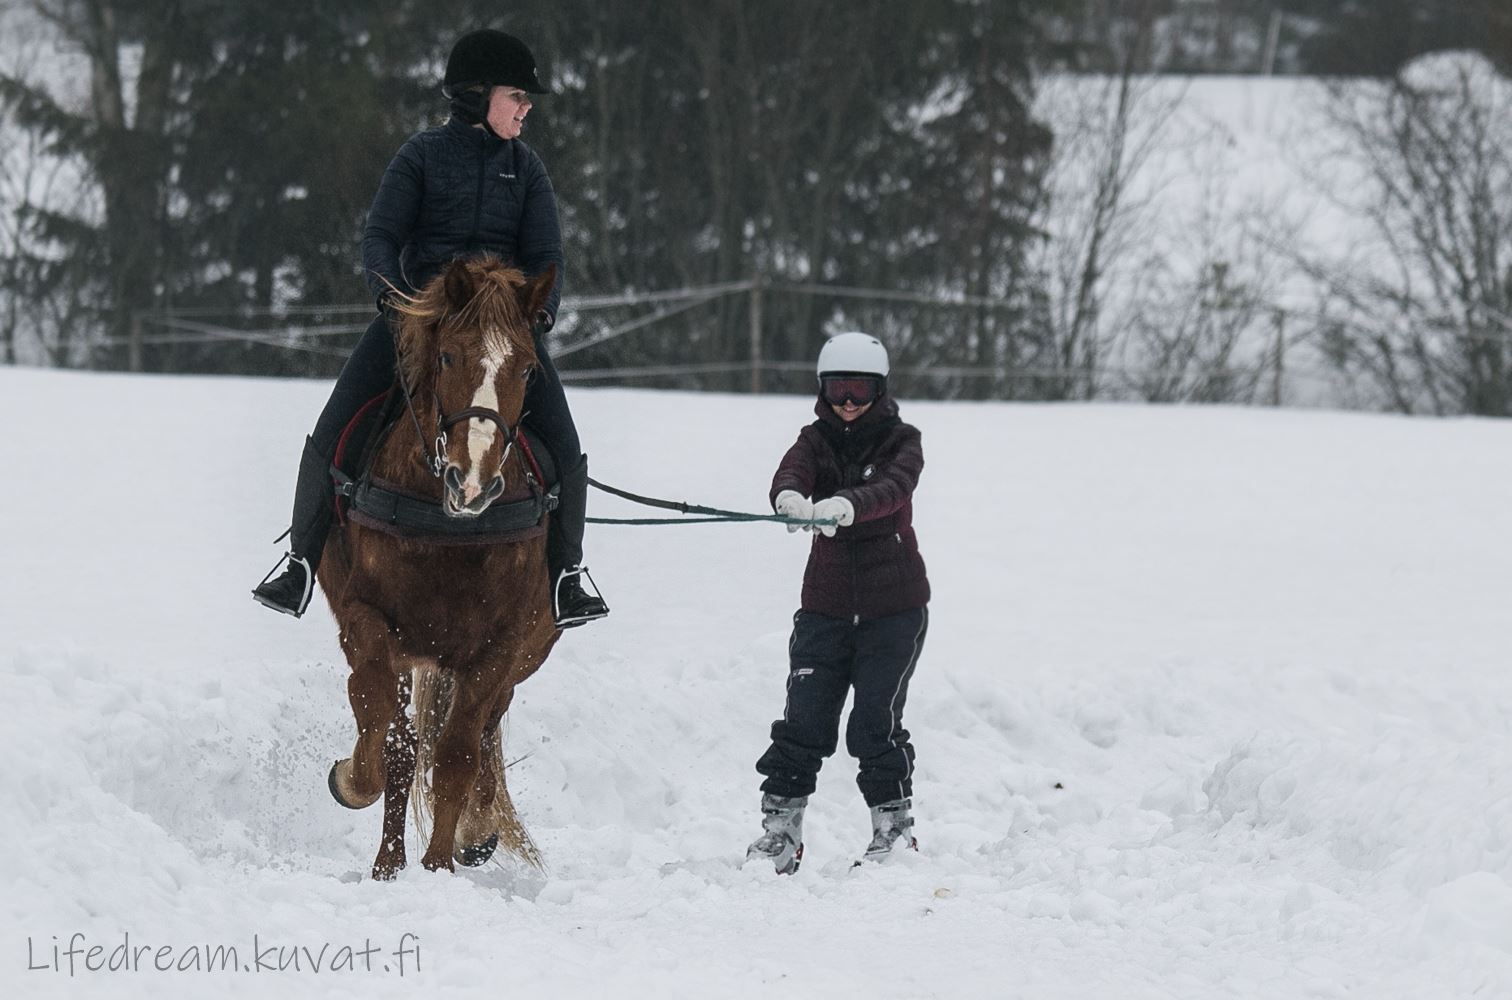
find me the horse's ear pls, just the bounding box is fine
[444,261,473,312]
[521,264,557,324]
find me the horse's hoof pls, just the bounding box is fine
[371,859,405,882]
[455,833,499,868]
[328,759,381,810]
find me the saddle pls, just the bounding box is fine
[329,388,559,546]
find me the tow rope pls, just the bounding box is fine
[586,477,835,527]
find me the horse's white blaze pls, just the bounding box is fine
[460,331,513,503]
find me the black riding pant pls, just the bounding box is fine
[291,312,586,571]
[756,606,929,807]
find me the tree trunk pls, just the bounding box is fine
[80,0,175,364]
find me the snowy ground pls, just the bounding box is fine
[2,367,1510,999]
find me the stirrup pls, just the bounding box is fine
[553,565,609,629]
[252,553,313,618]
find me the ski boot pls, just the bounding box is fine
[745,793,806,875]
[860,798,917,863]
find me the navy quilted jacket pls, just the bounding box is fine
[769,397,930,621]
[361,116,564,320]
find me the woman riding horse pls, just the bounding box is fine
[253,29,608,629]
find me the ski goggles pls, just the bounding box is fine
[819,375,883,407]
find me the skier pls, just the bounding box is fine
[251,29,608,629]
[747,332,930,874]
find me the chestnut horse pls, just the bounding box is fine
[318,257,560,879]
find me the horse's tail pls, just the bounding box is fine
[408,663,542,869]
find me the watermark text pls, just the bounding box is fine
[26,932,422,976]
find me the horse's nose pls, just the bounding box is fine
[444,466,504,515]
[462,474,504,511]
[443,464,477,514]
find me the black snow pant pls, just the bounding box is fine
[756,606,929,807]
[286,311,588,575]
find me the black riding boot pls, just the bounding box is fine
[550,453,609,629]
[252,436,335,618]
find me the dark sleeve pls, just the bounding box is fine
[517,143,565,323]
[836,426,923,523]
[769,429,819,508]
[361,137,425,302]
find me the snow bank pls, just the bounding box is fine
[2,367,1511,998]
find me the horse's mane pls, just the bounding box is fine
[389,258,537,394]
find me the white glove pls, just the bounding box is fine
[810,496,855,537]
[774,490,814,533]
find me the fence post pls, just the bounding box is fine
[1261,9,1282,76]
[1271,309,1285,406]
[748,276,763,393]
[129,312,143,373]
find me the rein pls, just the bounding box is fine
[383,314,824,530]
[586,477,835,527]
[389,311,442,477]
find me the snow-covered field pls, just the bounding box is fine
[2,367,1510,998]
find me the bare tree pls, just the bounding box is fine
[1115,133,1289,404]
[1032,3,1186,400]
[0,143,100,366]
[1302,53,1512,415]
[1121,260,1271,404]
[0,11,100,365]
[0,0,179,368]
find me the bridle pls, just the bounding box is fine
[388,310,536,482]
[429,402,519,479]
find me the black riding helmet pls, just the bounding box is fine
[443,29,548,96]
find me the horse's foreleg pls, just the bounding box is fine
[453,692,513,866]
[335,638,400,810]
[419,685,500,873]
[372,670,416,880]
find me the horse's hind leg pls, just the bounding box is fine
[372,670,416,880]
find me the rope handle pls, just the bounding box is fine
[586,476,838,527]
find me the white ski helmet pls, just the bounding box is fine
[816,331,890,380]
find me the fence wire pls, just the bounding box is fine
[79,278,1365,397]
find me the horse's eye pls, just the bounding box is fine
[439,352,453,368]
[523,365,537,382]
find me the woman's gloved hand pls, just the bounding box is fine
[810,496,855,537]
[774,490,814,533]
